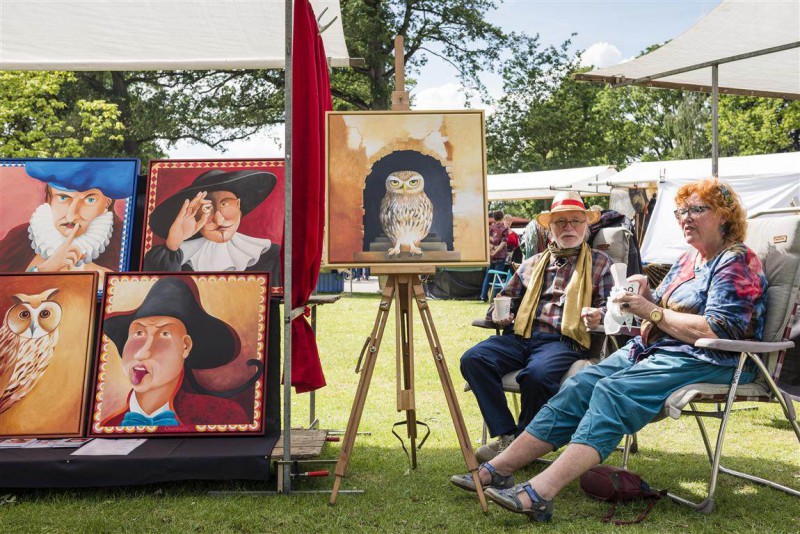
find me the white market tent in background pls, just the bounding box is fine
[0,0,352,69]
[604,152,800,264]
[575,0,800,99]
[488,165,617,201]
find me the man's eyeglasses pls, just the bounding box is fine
[552,218,587,229]
[673,205,711,219]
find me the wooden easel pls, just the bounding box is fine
[329,36,487,512]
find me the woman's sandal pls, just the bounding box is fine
[450,462,514,493]
[485,482,554,522]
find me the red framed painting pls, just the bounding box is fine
[140,159,284,296]
[89,272,269,437]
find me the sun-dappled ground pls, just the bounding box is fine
[1,293,799,533]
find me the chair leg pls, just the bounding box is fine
[511,392,520,419]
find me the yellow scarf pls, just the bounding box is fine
[513,241,593,349]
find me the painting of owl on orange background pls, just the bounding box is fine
[0,288,62,415]
[379,170,434,256]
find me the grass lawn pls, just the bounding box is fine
[1,293,799,533]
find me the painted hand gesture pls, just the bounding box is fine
[39,223,86,271]
[165,192,212,251]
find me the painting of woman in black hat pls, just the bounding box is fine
[92,275,268,435]
[141,163,283,286]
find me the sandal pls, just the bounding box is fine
[450,462,514,493]
[485,482,553,522]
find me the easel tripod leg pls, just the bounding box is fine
[411,279,488,513]
[329,279,395,505]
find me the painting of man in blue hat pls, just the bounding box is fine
[0,160,138,282]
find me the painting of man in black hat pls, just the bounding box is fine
[142,165,282,285]
[93,275,267,434]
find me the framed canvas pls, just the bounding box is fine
[89,272,270,437]
[0,159,139,292]
[324,110,489,269]
[140,159,284,295]
[0,272,98,438]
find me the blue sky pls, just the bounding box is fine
[170,0,722,158]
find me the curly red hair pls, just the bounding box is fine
[674,178,746,243]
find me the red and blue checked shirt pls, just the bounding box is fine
[489,249,614,336]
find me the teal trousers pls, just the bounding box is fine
[525,347,755,461]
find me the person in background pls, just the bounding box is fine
[480,210,509,302]
[504,214,521,267]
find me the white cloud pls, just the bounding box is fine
[412,83,493,114]
[579,41,623,69]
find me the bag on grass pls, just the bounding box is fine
[580,465,667,525]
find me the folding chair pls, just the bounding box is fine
[486,269,511,301]
[624,211,800,514]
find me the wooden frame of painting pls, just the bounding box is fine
[140,159,284,295]
[89,272,270,437]
[0,158,139,292]
[0,272,98,438]
[324,110,490,269]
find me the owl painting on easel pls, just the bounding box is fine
[380,171,433,256]
[0,272,97,438]
[325,110,489,269]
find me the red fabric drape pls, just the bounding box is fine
[288,0,331,393]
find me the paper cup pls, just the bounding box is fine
[493,295,511,321]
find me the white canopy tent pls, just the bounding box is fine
[0,0,352,69]
[575,0,800,177]
[1,0,355,492]
[575,0,800,99]
[605,153,800,264]
[488,165,617,201]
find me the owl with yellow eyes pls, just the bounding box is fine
[379,170,433,256]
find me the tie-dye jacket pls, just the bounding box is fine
[628,242,768,366]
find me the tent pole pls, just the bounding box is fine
[282,0,294,494]
[711,64,719,178]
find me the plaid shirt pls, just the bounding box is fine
[489,221,509,262]
[489,248,614,335]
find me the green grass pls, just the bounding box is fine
[1,293,799,533]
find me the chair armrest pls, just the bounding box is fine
[472,318,496,329]
[694,338,795,353]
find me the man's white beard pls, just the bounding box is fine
[28,203,115,267]
[180,233,271,271]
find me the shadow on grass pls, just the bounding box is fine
[1,443,798,532]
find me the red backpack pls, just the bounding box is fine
[580,465,667,525]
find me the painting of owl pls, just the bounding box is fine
[379,170,434,256]
[0,288,62,415]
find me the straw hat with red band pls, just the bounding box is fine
[536,191,601,227]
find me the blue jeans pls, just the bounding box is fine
[461,331,586,437]
[525,348,756,461]
[480,260,507,301]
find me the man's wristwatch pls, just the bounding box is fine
[649,307,664,324]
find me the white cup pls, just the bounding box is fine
[493,295,511,322]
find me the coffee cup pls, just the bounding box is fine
[493,295,511,322]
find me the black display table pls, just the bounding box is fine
[0,301,282,489]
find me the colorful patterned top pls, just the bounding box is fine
[628,242,768,366]
[489,221,509,262]
[490,249,614,336]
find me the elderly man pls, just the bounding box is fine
[462,192,613,462]
[0,160,134,274]
[101,277,259,428]
[143,169,281,284]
